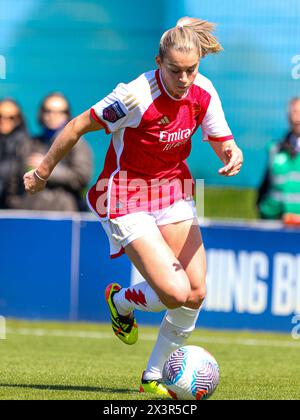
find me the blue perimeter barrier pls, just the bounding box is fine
[0,211,299,333]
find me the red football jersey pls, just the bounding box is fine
[88,69,233,219]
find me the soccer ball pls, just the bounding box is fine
[162,345,220,400]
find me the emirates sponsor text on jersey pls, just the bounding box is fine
[159,124,196,151]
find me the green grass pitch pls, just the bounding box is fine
[0,319,299,400]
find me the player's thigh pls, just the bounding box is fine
[124,232,191,308]
[158,218,206,306]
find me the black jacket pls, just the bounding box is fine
[0,125,31,208]
[17,130,93,212]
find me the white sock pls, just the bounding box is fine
[113,281,167,316]
[143,306,201,381]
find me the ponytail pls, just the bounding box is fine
[159,16,223,60]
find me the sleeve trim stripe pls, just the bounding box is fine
[90,108,111,134]
[151,85,160,95]
[124,95,135,106]
[150,80,157,89]
[208,135,234,142]
[125,96,137,107]
[128,101,140,111]
[123,93,133,102]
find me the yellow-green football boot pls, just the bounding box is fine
[105,283,138,345]
[139,372,171,397]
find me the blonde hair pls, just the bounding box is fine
[159,16,223,60]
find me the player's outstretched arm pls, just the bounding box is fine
[209,139,243,177]
[23,110,103,194]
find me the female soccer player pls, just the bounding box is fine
[24,17,243,397]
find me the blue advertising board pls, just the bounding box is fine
[201,223,300,332]
[0,214,73,320]
[0,212,299,333]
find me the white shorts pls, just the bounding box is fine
[99,199,197,258]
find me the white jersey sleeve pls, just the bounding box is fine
[91,82,145,134]
[195,74,234,142]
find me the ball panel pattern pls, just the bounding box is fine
[162,346,220,400]
[162,347,188,386]
[191,360,220,400]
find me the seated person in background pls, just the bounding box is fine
[257,97,300,221]
[23,92,93,211]
[0,98,31,209]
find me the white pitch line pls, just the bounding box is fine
[5,327,300,349]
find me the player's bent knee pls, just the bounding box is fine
[197,285,206,303]
[161,288,191,309]
[186,286,206,309]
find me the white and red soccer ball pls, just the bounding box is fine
[162,345,220,400]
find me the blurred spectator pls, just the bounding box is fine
[0,98,31,209]
[257,97,300,219]
[23,92,93,211]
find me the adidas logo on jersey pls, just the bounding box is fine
[158,116,170,125]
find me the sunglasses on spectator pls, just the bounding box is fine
[0,114,20,121]
[42,108,69,115]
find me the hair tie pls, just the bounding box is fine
[177,23,184,28]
